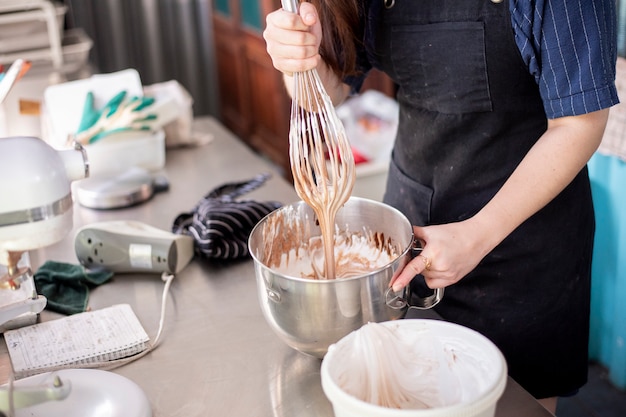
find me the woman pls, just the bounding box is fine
[263,0,618,412]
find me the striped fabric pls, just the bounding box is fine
[172,173,282,260]
[509,0,619,118]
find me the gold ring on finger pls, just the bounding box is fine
[420,255,432,271]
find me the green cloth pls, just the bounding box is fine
[34,261,114,315]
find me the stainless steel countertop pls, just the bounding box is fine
[0,117,554,417]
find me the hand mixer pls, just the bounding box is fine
[282,0,356,280]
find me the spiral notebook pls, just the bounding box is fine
[4,304,150,378]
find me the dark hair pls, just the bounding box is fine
[309,0,362,79]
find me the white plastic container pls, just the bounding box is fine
[321,319,508,417]
[83,130,166,177]
[42,69,167,176]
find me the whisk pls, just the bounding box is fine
[282,0,356,280]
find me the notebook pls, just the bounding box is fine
[4,304,150,378]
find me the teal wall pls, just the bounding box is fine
[215,0,230,15]
[240,0,263,31]
[588,152,626,390]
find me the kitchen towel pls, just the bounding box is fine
[34,261,114,315]
[172,173,282,260]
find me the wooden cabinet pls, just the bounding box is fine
[212,0,291,176]
[212,0,395,180]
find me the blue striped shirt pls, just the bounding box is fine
[509,0,619,118]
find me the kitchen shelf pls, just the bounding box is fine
[0,28,92,76]
[0,0,65,69]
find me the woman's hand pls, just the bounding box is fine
[264,3,350,106]
[263,2,322,75]
[390,220,493,291]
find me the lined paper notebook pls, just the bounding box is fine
[4,304,150,378]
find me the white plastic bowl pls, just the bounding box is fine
[321,319,508,417]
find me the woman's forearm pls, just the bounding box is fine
[391,108,610,291]
[468,108,610,256]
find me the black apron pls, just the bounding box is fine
[369,0,594,398]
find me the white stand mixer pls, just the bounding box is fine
[0,135,88,412]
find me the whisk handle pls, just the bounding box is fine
[281,0,299,14]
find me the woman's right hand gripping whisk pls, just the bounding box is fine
[263,2,322,75]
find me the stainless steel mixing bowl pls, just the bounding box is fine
[248,197,443,358]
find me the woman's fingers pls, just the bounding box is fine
[263,4,322,74]
[390,222,487,292]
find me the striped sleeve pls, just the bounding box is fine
[509,0,619,118]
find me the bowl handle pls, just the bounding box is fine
[385,241,444,310]
[385,286,444,310]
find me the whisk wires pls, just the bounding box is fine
[290,70,355,211]
[289,68,356,279]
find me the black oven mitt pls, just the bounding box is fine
[172,173,282,260]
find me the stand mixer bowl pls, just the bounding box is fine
[249,197,425,358]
